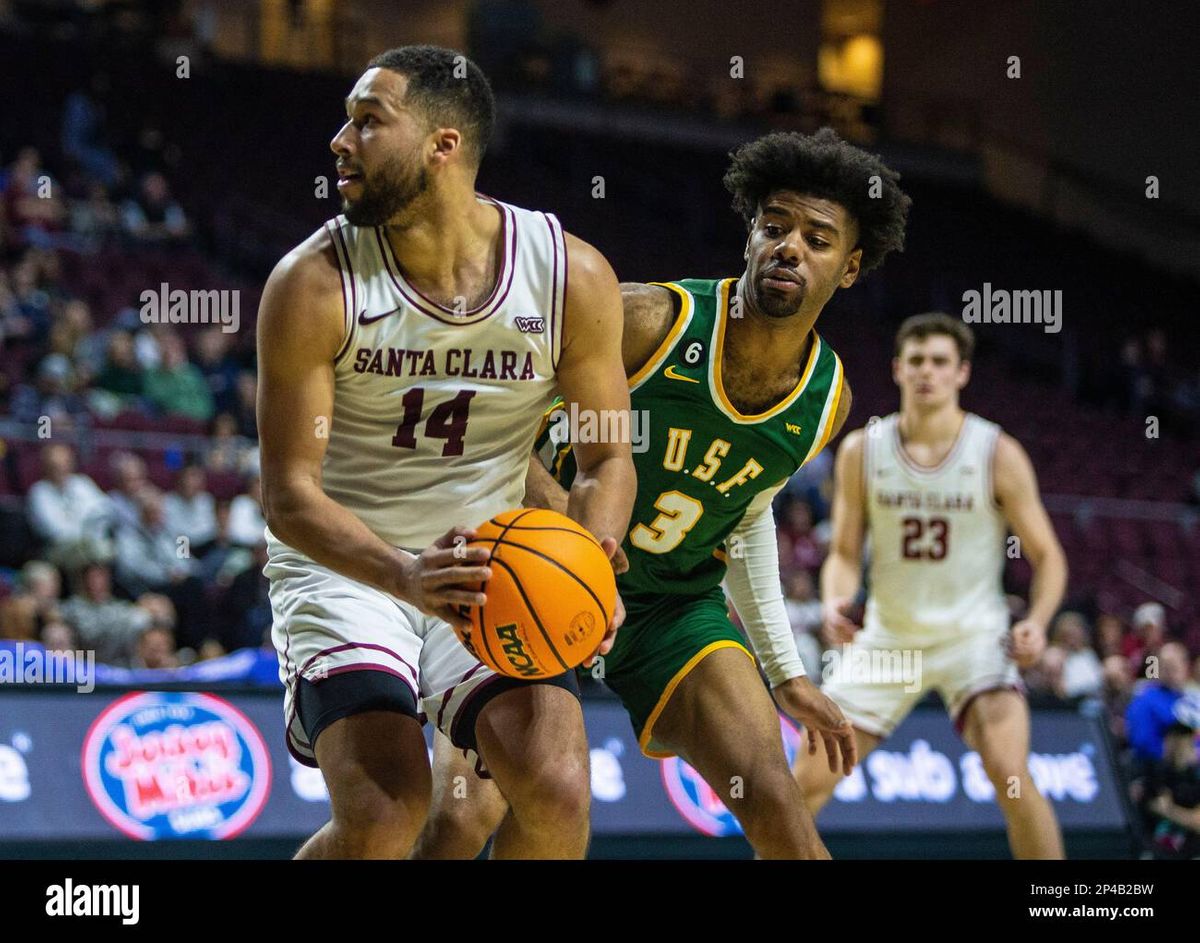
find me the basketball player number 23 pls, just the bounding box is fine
[901,516,949,560]
[391,387,476,456]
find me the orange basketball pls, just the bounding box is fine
[454,508,616,679]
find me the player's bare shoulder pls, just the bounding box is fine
[991,429,1039,506]
[837,425,867,465]
[558,231,621,337]
[257,226,346,360]
[619,282,675,376]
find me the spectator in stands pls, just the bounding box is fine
[2,561,65,640]
[232,369,258,437]
[1102,654,1135,741]
[60,561,151,666]
[134,591,176,630]
[11,353,89,428]
[1145,720,1200,859]
[0,269,27,344]
[1024,644,1069,706]
[1,147,67,250]
[197,498,252,585]
[106,451,148,532]
[779,449,833,521]
[69,181,122,252]
[113,486,210,649]
[194,328,240,415]
[133,624,180,670]
[220,539,271,651]
[46,299,95,378]
[163,465,217,553]
[1125,601,1169,677]
[197,639,227,662]
[62,299,106,380]
[0,593,37,641]
[204,412,256,473]
[227,472,265,546]
[114,486,194,594]
[143,331,214,421]
[61,77,120,187]
[779,499,825,574]
[1095,612,1127,659]
[40,619,79,654]
[120,171,189,244]
[782,569,822,679]
[94,331,145,406]
[6,254,52,344]
[27,443,111,569]
[1126,642,1199,769]
[1052,610,1104,699]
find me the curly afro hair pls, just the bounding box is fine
[723,128,912,274]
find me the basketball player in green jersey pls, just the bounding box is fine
[415,128,912,859]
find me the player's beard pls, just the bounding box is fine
[342,148,429,227]
[753,269,807,319]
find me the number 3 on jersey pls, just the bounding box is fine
[630,490,704,553]
[391,387,476,456]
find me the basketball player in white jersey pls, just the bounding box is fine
[257,46,635,859]
[793,313,1067,858]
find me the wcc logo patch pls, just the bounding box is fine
[82,691,271,840]
[515,316,545,333]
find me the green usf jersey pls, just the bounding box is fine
[538,276,845,597]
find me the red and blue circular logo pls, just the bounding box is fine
[661,713,801,836]
[82,692,272,840]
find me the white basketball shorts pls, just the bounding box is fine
[819,614,1023,739]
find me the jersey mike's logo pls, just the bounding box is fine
[515,316,544,333]
[82,691,272,840]
[662,714,800,836]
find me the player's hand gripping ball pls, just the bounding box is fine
[454,509,617,678]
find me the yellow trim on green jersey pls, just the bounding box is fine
[709,277,823,423]
[629,282,694,391]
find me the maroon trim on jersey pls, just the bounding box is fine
[284,663,422,768]
[298,642,419,690]
[436,662,487,731]
[952,681,1026,736]
[985,425,1003,512]
[892,413,971,477]
[286,727,317,767]
[557,217,568,371]
[330,220,358,364]
[322,662,420,700]
[542,212,563,370]
[374,198,516,325]
[448,672,505,746]
[863,419,875,525]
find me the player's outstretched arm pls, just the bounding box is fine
[993,432,1068,667]
[555,234,637,648]
[256,235,489,629]
[555,236,637,555]
[820,417,865,644]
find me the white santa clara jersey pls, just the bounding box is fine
[266,196,566,557]
[863,412,1009,643]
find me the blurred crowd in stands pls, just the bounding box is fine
[1,84,266,674]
